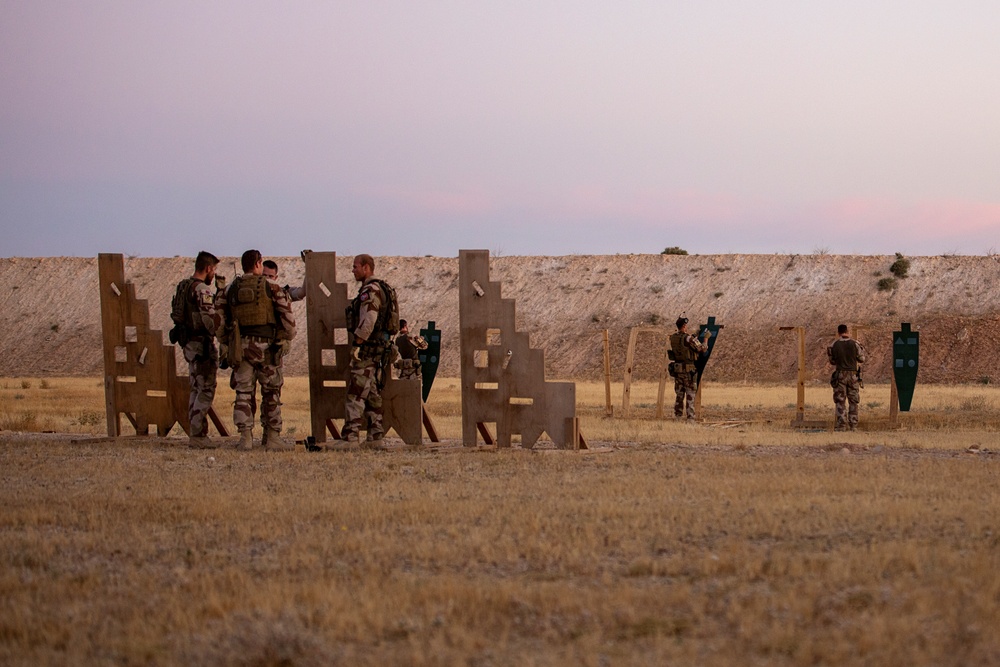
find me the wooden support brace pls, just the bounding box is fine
[422,406,441,443]
[207,407,229,437]
[325,419,342,440]
[476,422,496,445]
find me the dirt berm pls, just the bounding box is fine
[3,254,999,385]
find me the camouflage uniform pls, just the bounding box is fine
[671,331,708,420]
[393,331,428,380]
[218,277,296,435]
[828,336,866,430]
[179,279,222,437]
[344,278,389,442]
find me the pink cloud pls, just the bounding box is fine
[357,185,497,217]
[816,198,1000,236]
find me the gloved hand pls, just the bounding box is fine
[215,275,227,290]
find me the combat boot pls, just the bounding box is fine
[363,433,387,450]
[324,435,360,452]
[237,429,253,451]
[188,435,217,449]
[264,428,294,452]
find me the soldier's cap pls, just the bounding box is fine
[676,316,689,328]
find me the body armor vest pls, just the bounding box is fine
[396,333,418,361]
[830,339,860,372]
[228,275,277,339]
[670,332,697,364]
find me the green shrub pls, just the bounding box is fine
[877,277,898,291]
[661,247,688,255]
[890,252,910,278]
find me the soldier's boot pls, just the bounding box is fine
[324,434,360,452]
[189,435,217,449]
[264,428,294,452]
[237,429,253,451]
[363,432,386,450]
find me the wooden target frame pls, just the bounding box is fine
[98,253,227,438]
[458,249,584,449]
[303,251,429,445]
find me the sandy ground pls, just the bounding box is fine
[2,252,1000,383]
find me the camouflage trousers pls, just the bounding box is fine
[230,337,284,433]
[397,359,421,380]
[832,370,860,429]
[343,357,383,442]
[674,367,698,420]
[183,340,218,438]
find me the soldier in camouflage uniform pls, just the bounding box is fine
[336,254,392,449]
[218,249,296,451]
[174,251,224,448]
[263,259,306,302]
[670,316,710,421]
[828,324,866,431]
[393,319,428,380]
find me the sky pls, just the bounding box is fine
[2,1,999,258]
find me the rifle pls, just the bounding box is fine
[856,367,864,389]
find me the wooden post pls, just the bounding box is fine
[621,326,639,416]
[779,326,806,424]
[603,329,613,417]
[889,372,899,427]
[694,381,703,421]
[655,336,670,419]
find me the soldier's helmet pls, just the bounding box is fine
[676,316,688,328]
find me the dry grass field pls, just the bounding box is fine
[2,377,999,665]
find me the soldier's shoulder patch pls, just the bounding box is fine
[199,290,213,304]
[360,291,370,302]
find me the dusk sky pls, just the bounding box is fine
[2,1,999,258]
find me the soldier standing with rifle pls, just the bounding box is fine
[669,316,711,421]
[171,251,224,449]
[335,253,397,449]
[393,319,428,380]
[218,249,296,451]
[827,324,866,431]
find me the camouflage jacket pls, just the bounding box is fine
[190,279,223,337]
[352,278,384,343]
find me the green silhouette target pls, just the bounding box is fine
[893,323,919,411]
[418,321,441,403]
[695,316,723,385]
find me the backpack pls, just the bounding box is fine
[372,279,400,336]
[168,278,197,345]
[171,277,197,326]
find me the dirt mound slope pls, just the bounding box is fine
[3,253,999,384]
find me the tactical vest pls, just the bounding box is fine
[396,333,418,361]
[830,339,860,372]
[228,275,277,339]
[347,279,398,345]
[670,332,697,364]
